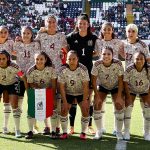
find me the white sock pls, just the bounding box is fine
[13,108,21,131]
[115,109,124,132]
[81,116,89,133]
[60,115,68,133]
[27,117,35,131]
[51,110,57,132]
[94,110,102,131]
[101,101,105,129]
[144,105,150,135]
[3,103,11,128]
[56,97,61,128]
[124,105,133,133]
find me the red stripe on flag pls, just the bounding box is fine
[46,88,54,118]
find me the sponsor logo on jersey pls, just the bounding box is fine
[88,40,93,46]
[74,40,78,43]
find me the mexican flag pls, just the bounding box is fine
[27,88,54,121]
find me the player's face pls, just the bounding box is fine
[0,28,9,41]
[0,54,8,68]
[46,17,57,31]
[126,28,137,41]
[21,28,32,43]
[67,53,78,70]
[134,53,145,68]
[101,25,113,39]
[101,49,113,66]
[77,19,89,33]
[35,54,46,70]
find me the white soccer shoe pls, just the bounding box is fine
[15,130,22,138]
[144,134,150,141]
[93,130,102,140]
[116,132,123,140]
[123,132,130,140]
[100,128,106,134]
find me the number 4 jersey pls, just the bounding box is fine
[124,64,150,94]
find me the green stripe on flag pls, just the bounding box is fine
[27,88,35,118]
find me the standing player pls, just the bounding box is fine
[123,24,150,140]
[95,22,125,134]
[58,50,89,140]
[67,13,98,134]
[124,52,150,141]
[25,52,57,139]
[13,26,41,133]
[35,14,68,137]
[0,50,27,137]
[0,26,14,134]
[91,47,124,140]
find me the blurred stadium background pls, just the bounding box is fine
[0,0,149,45]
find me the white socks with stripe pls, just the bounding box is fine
[60,116,68,133]
[13,108,21,131]
[144,106,150,135]
[94,110,102,131]
[51,110,57,132]
[124,105,133,133]
[3,103,11,129]
[81,116,89,133]
[115,109,124,132]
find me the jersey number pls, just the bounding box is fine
[82,48,85,56]
[50,43,55,50]
[135,80,143,86]
[105,74,109,80]
[24,50,30,58]
[70,80,75,86]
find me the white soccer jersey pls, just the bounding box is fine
[58,63,90,96]
[123,40,149,67]
[13,41,41,73]
[0,62,21,85]
[27,66,57,88]
[91,59,124,90]
[124,64,150,94]
[35,32,67,72]
[0,40,14,54]
[95,39,123,59]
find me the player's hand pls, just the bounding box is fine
[38,27,47,33]
[115,97,124,110]
[94,94,102,109]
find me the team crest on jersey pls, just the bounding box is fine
[88,40,93,46]
[74,40,78,43]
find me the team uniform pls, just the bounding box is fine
[67,32,98,87]
[124,64,150,140]
[123,39,150,140]
[95,39,123,59]
[123,39,150,67]
[91,58,124,139]
[0,40,14,54]
[35,32,67,134]
[35,32,67,72]
[58,63,90,134]
[26,65,57,133]
[0,62,23,136]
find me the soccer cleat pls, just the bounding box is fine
[116,132,123,140]
[60,133,68,140]
[55,127,60,138]
[69,127,74,135]
[112,130,117,136]
[25,131,33,139]
[15,130,22,138]
[144,134,150,141]
[80,132,86,140]
[88,126,95,134]
[123,132,130,140]
[51,131,56,139]
[93,130,102,140]
[2,127,9,134]
[43,127,50,135]
[101,128,106,134]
